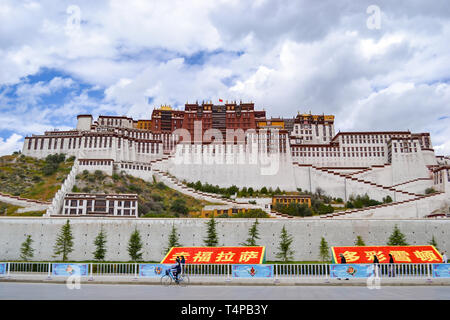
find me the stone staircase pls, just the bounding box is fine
[320,191,445,219]
[318,167,422,198]
[291,162,444,219]
[294,162,422,200]
[0,192,50,213]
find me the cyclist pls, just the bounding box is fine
[170,256,182,284]
[180,255,186,274]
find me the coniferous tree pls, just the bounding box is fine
[166,224,181,253]
[355,235,366,246]
[428,235,439,251]
[276,225,294,262]
[20,235,34,261]
[387,225,408,246]
[93,226,107,261]
[203,216,219,247]
[53,220,74,261]
[127,227,143,261]
[319,237,330,262]
[240,219,260,246]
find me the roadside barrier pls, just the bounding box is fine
[0,262,447,280]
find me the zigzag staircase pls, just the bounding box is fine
[148,155,279,217]
[292,162,440,219]
[320,191,444,219]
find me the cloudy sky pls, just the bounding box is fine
[0,0,449,155]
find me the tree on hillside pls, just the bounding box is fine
[170,199,189,216]
[127,227,143,261]
[275,225,294,262]
[53,220,74,261]
[20,235,34,261]
[355,236,366,246]
[387,225,408,246]
[319,237,330,262]
[166,224,181,253]
[42,153,66,176]
[203,216,219,247]
[93,226,107,261]
[240,219,260,246]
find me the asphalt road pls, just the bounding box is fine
[0,282,449,300]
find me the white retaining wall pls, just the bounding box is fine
[0,217,448,262]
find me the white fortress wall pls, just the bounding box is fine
[422,150,439,166]
[350,165,393,186]
[79,159,114,176]
[391,152,431,185]
[116,162,154,181]
[46,161,80,216]
[166,144,298,190]
[0,218,448,262]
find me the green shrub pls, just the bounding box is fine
[170,199,188,215]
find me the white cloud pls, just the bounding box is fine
[0,133,23,156]
[0,0,449,156]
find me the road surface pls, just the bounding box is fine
[1,282,449,300]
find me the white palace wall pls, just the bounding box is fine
[165,144,298,190]
[391,152,431,185]
[0,217,448,262]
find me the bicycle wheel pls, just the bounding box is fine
[178,274,190,287]
[161,275,172,286]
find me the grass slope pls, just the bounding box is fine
[0,153,74,202]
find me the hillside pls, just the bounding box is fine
[0,153,75,202]
[73,170,214,217]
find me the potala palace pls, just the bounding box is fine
[21,101,450,219]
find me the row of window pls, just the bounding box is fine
[292,152,386,158]
[340,134,402,144]
[63,208,136,216]
[65,199,136,207]
[433,170,450,184]
[343,146,383,151]
[79,160,112,166]
[120,163,151,171]
[27,136,160,153]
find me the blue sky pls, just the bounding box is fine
[0,0,449,155]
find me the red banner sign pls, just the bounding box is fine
[332,246,442,264]
[161,246,266,264]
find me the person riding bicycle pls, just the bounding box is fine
[170,256,182,284]
[180,255,186,275]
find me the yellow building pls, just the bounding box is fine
[257,118,285,129]
[272,195,311,207]
[135,120,152,130]
[190,205,252,218]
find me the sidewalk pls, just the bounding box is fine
[1,273,450,286]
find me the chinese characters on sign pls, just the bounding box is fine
[161,247,266,264]
[332,246,442,264]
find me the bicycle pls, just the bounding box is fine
[160,269,190,287]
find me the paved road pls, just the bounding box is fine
[0,282,449,300]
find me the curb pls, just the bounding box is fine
[1,278,449,286]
